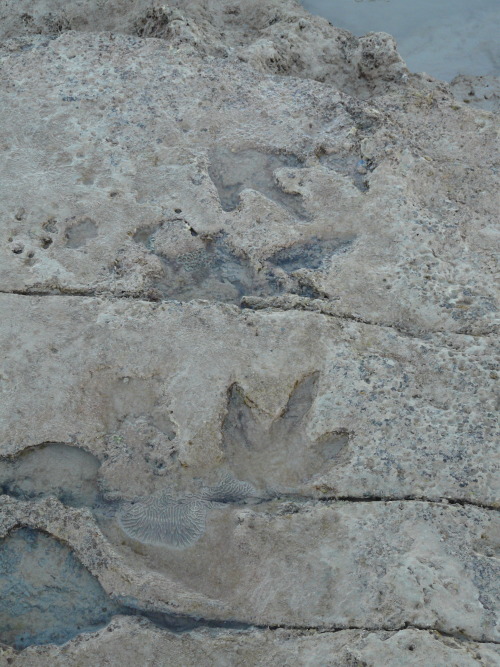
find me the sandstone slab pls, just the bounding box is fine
[0,28,497,335]
[0,295,497,506]
[0,0,498,663]
[2,619,500,667]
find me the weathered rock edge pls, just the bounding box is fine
[2,495,499,645]
[1,617,500,667]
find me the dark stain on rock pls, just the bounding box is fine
[0,528,121,649]
[133,225,354,304]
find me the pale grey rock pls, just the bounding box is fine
[0,29,497,334]
[2,618,500,667]
[108,499,500,639]
[0,0,498,663]
[0,296,497,506]
[0,297,498,644]
[0,496,224,619]
[0,0,408,97]
[2,482,499,642]
[450,75,500,113]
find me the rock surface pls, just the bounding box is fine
[449,75,500,113]
[2,619,500,667]
[0,0,498,664]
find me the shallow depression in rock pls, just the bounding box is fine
[208,147,308,220]
[133,227,263,304]
[64,217,98,248]
[151,235,272,304]
[267,236,356,272]
[222,374,351,490]
[0,528,122,649]
[319,153,373,192]
[0,442,101,507]
[134,227,353,304]
[104,373,350,553]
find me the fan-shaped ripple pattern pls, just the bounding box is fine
[203,473,258,503]
[118,491,209,548]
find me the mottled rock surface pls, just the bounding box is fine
[449,74,500,113]
[3,619,500,667]
[0,0,498,664]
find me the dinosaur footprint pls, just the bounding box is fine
[119,374,348,549]
[222,372,349,491]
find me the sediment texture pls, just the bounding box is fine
[0,0,498,664]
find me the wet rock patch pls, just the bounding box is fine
[0,528,121,649]
[133,225,352,304]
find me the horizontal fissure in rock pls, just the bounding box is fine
[64,603,500,647]
[0,290,494,340]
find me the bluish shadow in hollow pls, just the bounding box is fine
[0,528,122,649]
[133,226,356,304]
[266,236,356,271]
